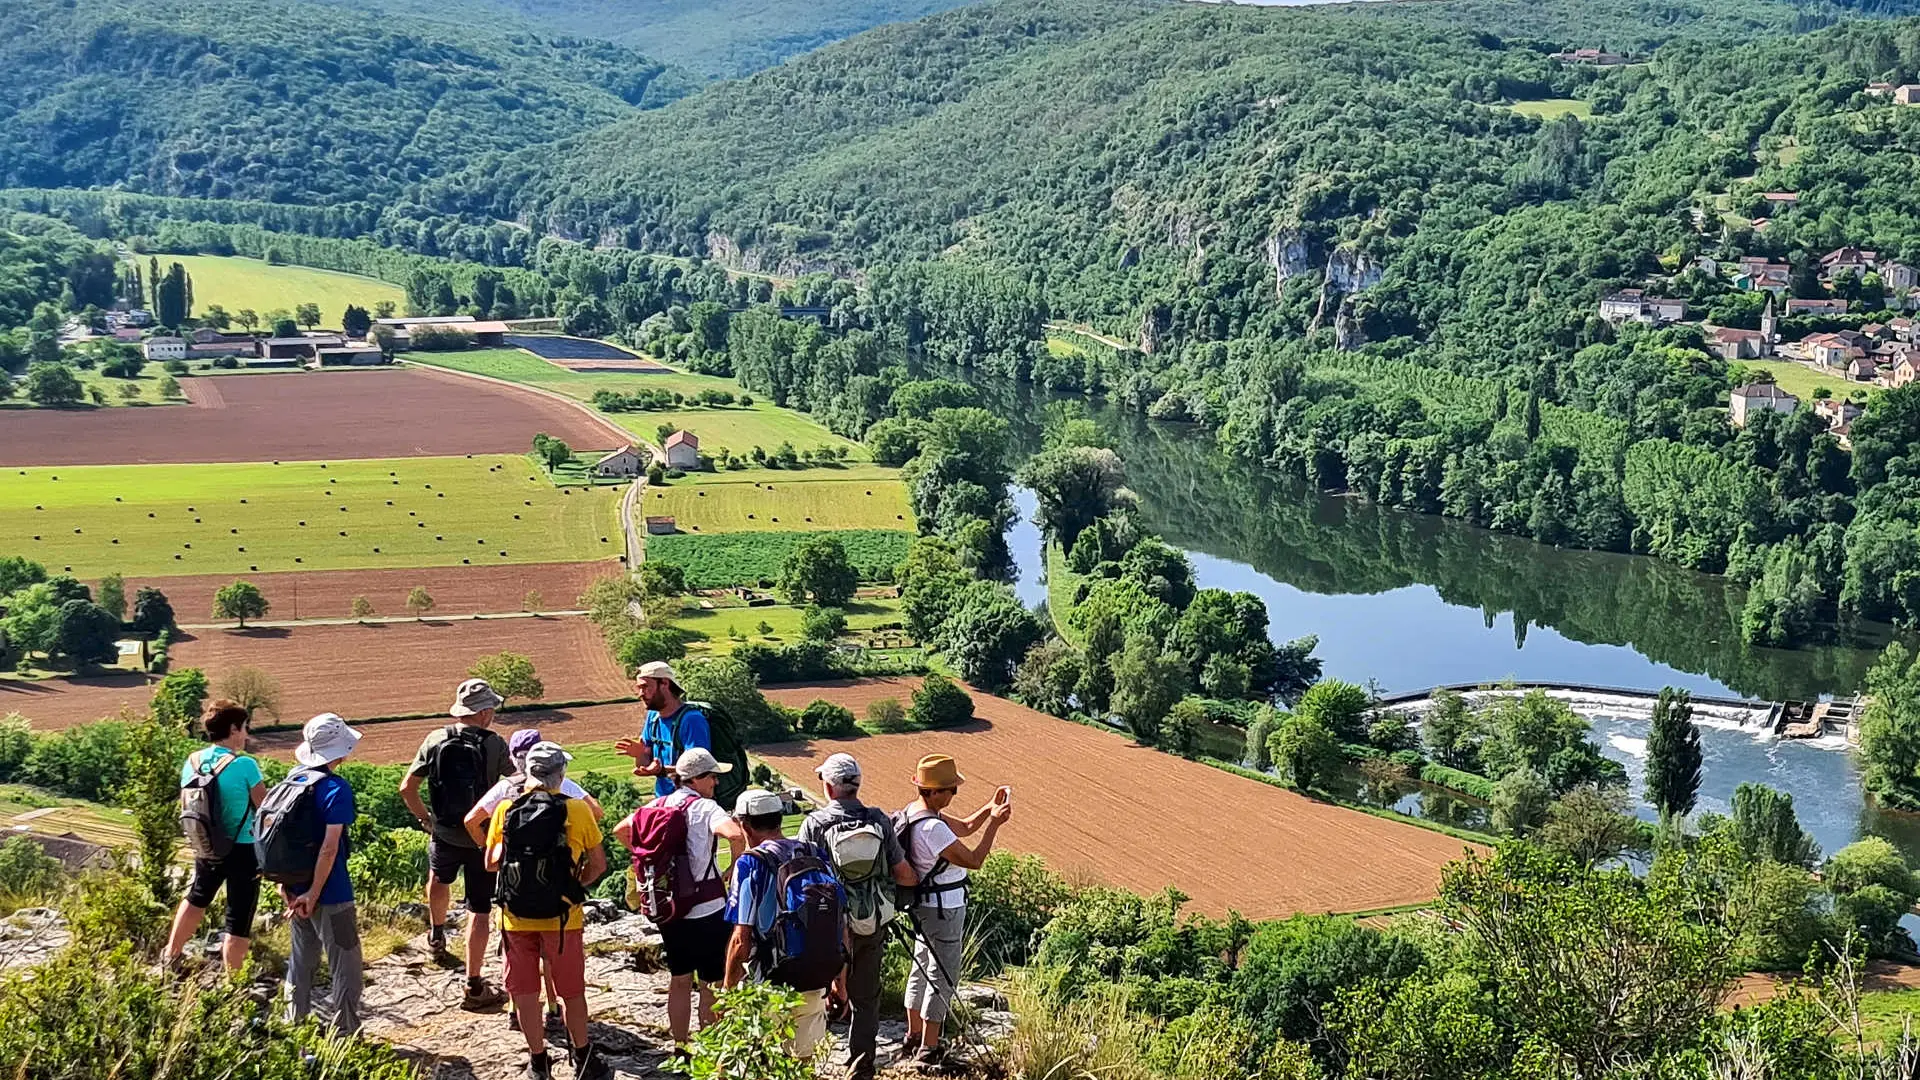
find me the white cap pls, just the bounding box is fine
[635,661,678,683]
[525,741,572,780]
[295,713,362,767]
[816,753,861,787]
[674,746,731,779]
[734,788,783,818]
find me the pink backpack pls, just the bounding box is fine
[625,794,724,923]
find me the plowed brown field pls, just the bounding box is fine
[757,678,1476,919]
[251,701,643,762]
[0,368,616,466]
[118,560,621,624]
[7,616,631,730]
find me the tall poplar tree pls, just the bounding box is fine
[1645,686,1703,819]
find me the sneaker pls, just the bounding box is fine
[570,1045,611,1080]
[525,1051,554,1080]
[463,977,508,1011]
[427,925,449,957]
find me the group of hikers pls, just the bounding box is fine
[163,659,1014,1079]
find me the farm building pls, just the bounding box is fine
[261,334,344,360]
[594,446,647,478]
[664,430,700,470]
[316,344,385,366]
[646,515,677,535]
[8,831,112,874]
[187,328,256,358]
[143,336,188,360]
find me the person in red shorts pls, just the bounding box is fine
[484,742,609,1080]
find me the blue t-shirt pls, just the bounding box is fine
[180,746,263,845]
[311,770,357,905]
[642,705,710,798]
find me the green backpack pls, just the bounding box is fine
[669,701,752,810]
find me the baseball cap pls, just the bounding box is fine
[635,661,678,684]
[734,788,783,817]
[507,728,543,758]
[294,713,362,767]
[450,678,504,717]
[816,753,861,787]
[525,741,572,779]
[674,746,732,779]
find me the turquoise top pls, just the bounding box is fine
[180,746,264,845]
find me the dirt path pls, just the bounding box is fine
[756,678,1475,919]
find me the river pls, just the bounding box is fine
[963,370,1920,860]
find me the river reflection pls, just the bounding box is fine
[971,370,1892,702]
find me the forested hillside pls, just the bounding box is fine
[0,0,692,204]
[298,0,979,76]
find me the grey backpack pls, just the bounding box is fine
[180,748,239,860]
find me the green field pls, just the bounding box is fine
[674,597,906,653]
[1740,359,1874,401]
[1506,98,1594,120]
[161,255,406,320]
[406,349,865,458]
[0,456,622,577]
[645,530,912,588]
[646,467,911,532]
[0,361,185,410]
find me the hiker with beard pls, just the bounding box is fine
[614,661,709,798]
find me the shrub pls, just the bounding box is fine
[647,531,911,589]
[864,698,909,734]
[796,699,858,737]
[349,827,430,900]
[0,835,63,897]
[0,713,31,781]
[969,851,1077,971]
[615,627,689,672]
[22,719,132,802]
[911,673,974,729]
[678,656,791,744]
[800,605,847,642]
[687,984,818,1080]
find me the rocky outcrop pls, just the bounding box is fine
[0,907,68,971]
[1266,230,1313,295]
[1309,245,1383,346]
[1325,246,1384,294]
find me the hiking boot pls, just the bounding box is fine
[525,1052,554,1080]
[463,977,508,1011]
[570,1044,611,1080]
[427,924,450,958]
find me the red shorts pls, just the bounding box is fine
[502,930,586,999]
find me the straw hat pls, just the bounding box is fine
[912,753,965,790]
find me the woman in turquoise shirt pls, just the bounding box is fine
[163,699,267,971]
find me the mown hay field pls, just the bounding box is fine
[408,350,864,457]
[645,469,911,532]
[645,530,911,588]
[164,254,406,315]
[0,455,622,577]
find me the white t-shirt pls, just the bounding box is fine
[659,787,729,920]
[903,811,967,911]
[476,775,589,818]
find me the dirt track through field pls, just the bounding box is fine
[0,368,615,465]
[113,560,622,625]
[757,678,1477,918]
[8,616,631,730]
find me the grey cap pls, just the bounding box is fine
[674,747,731,779]
[734,788,783,818]
[524,741,572,780]
[816,753,861,787]
[450,678,504,717]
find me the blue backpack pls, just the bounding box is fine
[747,839,846,992]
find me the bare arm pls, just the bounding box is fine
[463,802,492,848]
[890,859,917,887]
[613,813,637,849]
[946,803,994,838]
[581,844,608,887]
[713,816,747,863]
[582,791,605,819]
[399,770,431,829]
[939,802,1011,871]
[294,823,345,916]
[724,925,754,989]
[614,736,665,778]
[248,781,266,810]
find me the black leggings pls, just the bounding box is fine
[186,844,262,938]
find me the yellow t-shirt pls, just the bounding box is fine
[486,794,604,932]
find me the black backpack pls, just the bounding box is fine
[428,725,491,830]
[667,702,752,810]
[494,791,588,925]
[256,768,328,885]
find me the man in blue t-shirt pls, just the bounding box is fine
[614,661,711,798]
[723,789,841,1061]
[283,713,365,1035]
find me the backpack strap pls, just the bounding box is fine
[195,747,239,778]
[901,810,964,903]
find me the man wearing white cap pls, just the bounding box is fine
[614,661,711,799]
[797,753,916,1080]
[282,713,365,1034]
[614,747,745,1053]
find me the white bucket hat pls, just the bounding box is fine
[295,713,362,767]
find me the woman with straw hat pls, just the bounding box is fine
[893,753,1011,1067]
